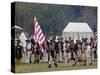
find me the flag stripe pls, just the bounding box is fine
[33,16,45,46]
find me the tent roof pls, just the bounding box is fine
[63,22,93,32]
[11,25,23,29]
[19,32,27,41]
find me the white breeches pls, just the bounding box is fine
[26,51,32,64]
[58,50,62,61]
[21,53,27,63]
[77,49,82,58]
[86,51,92,65]
[91,48,95,60]
[86,57,92,65]
[43,51,48,62]
[64,52,71,63]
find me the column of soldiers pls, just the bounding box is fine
[15,36,97,67]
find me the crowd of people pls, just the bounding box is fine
[15,36,97,68]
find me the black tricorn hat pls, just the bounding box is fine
[17,39,21,43]
[26,39,30,42]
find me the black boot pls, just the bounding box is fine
[72,62,76,66]
[29,57,31,64]
[34,60,36,64]
[48,64,51,68]
[54,63,58,67]
[37,59,39,64]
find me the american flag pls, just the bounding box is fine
[33,16,45,52]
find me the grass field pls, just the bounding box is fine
[15,60,97,73]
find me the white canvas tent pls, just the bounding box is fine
[63,22,93,42]
[19,32,27,51]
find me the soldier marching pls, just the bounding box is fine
[15,36,97,67]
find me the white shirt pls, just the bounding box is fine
[63,43,69,51]
[63,43,66,51]
[86,45,91,58]
[27,42,32,50]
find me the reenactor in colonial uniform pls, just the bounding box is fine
[69,40,77,66]
[30,39,35,63]
[80,38,87,62]
[48,38,58,68]
[77,40,82,60]
[63,40,71,64]
[16,40,23,64]
[42,39,49,62]
[33,42,40,64]
[26,40,32,64]
[90,38,95,61]
[57,37,64,62]
[74,40,79,59]
[85,43,92,65]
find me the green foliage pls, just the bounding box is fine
[15,2,66,37]
[15,2,97,37]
